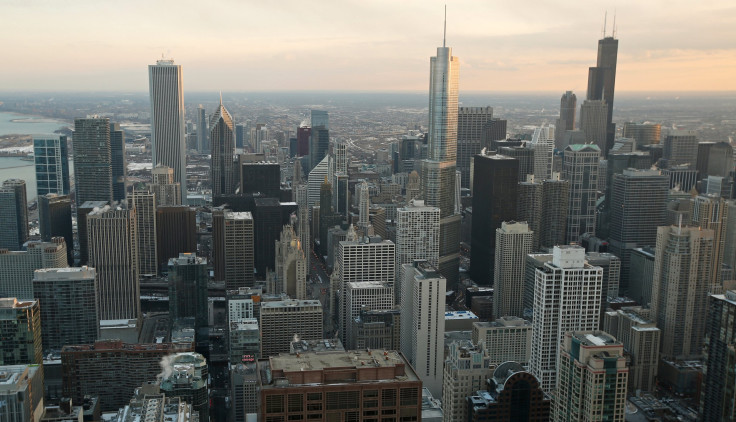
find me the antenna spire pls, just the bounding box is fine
[219,91,223,106]
[603,11,607,38]
[612,10,617,38]
[443,5,447,47]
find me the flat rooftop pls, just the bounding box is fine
[269,349,418,380]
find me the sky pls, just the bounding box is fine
[2,0,735,92]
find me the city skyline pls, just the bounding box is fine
[2,1,735,92]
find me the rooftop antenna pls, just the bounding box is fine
[603,11,607,38]
[443,5,447,47]
[612,10,617,38]
[678,213,682,235]
[219,91,223,106]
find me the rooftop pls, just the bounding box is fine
[261,299,322,309]
[0,297,36,309]
[445,310,479,320]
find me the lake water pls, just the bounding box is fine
[0,111,69,136]
[0,157,38,201]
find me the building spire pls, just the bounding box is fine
[612,10,617,38]
[219,91,223,106]
[443,5,447,47]
[603,11,607,38]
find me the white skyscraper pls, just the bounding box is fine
[307,155,329,207]
[395,200,440,303]
[149,58,186,202]
[493,221,533,319]
[344,281,394,344]
[400,260,446,398]
[529,245,603,392]
[530,125,554,180]
[358,180,370,229]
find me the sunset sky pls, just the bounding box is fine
[3,0,735,92]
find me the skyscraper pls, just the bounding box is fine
[38,193,74,264]
[156,206,196,270]
[129,189,157,276]
[197,105,208,153]
[0,238,68,300]
[563,144,600,244]
[530,125,554,181]
[701,291,736,420]
[149,58,186,202]
[579,99,608,153]
[309,110,329,172]
[0,298,42,365]
[530,245,603,391]
[87,206,140,321]
[539,173,569,250]
[168,253,208,333]
[663,130,698,168]
[554,91,577,149]
[470,153,518,285]
[110,123,127,202]
[692,194,730,290]
[222,211,254,290]
[273,225,308,299]
[586,32,618,156]
[259,299,323,357]
[395,199,440,301]
[33,134,70,196]
[623,122,661,146]
[73,117,113,204]
[456,106,494,189]
[400,260,446,398]
[651,225,714,360]
[0,179,29,251]
[150,165,181,206]
[210,98,236,196]
[494,221,533,319]
[443,340,492,422]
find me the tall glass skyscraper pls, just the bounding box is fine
[210,99,236,196]
[149,58,186,202]
[73,117,113,205]
[586,34,618,156]
[33,134,70,196]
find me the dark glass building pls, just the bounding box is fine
[110,123,127,202]
[241,162,280,197]
[586,35,618,156]
[467,362,551,421]
[0,179,29,251]
[73,118,113,205]
[38,193,74,264]
[33,134,70,196]
[156,206,197,272]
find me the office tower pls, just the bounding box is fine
[307,155,329,207]
[608,169,668,293]
[500,146,535,181]
[61,340,192,411]
[563,144,600,244]
[586,32,618,155]
[554,91,577,149]
[0,365,44,422]
[149,58,186,202]
[296,125,310,157]
[241,161,280,197]
[33,267,98,353]
[692,195,730,289]
[579,100,608,154]
[530,125,554,180]
[210,98,236,196]
[530,246,603,391]
[357,180,370,230]
[310,109,329,129]
[494,222,533,319]
[623,122,661,146]
[86,206,140,321]
[230,363,258,420]
[249,123,267,153]
[77,201,108,266]
[150,165,181,206]
[585,252,621,311]
[273,225,307,299]
[259,299,322,357]
[155,206,196,271]
[196,104,208,153]
[442,341,492,422]
[467,362,551,421]
[73,118,113,204]
[344,281,394,344]
[0,238,67,300]
[350,307,401,350]
[168,253,208,332]
[663,130,698,167]
[218,211,254,290]
[33,134,70,196]
[38,194,73,264]
[129,189,157,276]
[395,199,440,301]
[725,201,736,273]
[111,387,198,422]
[309,116,329,172]
[229,317,259,363]
[701,291,736,420]
[157,353,208,421]
[337,234,395,341]
[456,106,494,189]
[553,331,628,421]
[257,349,422,422]
[651,225,714,360]
[0,179,28,251]
[400,261,446,397]
[603,307,660,392]
[517,176,541,250]
[697,141,734,178]
[470,153,518,285]
[254,198,297,277]
[472,317,532,366]
[0,298,42,365]
[234,122,245,149]
[539,173,570,250]
[109,123,127,202]
[629,247,655,306]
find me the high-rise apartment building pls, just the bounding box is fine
[608,169,669,293]
[33,267,99,353]
[586,33,618,155]
[149,59,186,201]
[211,99,236,196]
[129,189,157,276]
[395,199,440,301]
[553,331,628,421]
[701,291,736,420]
[0,298,42,365]
[442,341,492,422]
[554,91,577,149]
[563,144,600,244]
[257,349,422,422]
[692,194,730,290]
[150,165,181,206]
[470,153,518,285]
[603,307,660,392]
[86,206,140,321]
[0,238,67,300]
[517,176,542,251]
[530,246,603,392]
[33,134,70,196]
[109,123,127,202]
[168,253,208,333]
[494,221,533,319]
[663,130,698,168]
[0,179,29,251]
[651,225,714,360]
[196,105,208,153]
[344,281,394,345]
[472,317,533,366]
[540,173,570,250]
[73,117,113,204]
[220,211,254,290]
[259,299,323,357]
[579,100,608,153]
[400,261,446,398]
[38,194,73,264]
[456,106,494,189]
[530,125,554,181]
